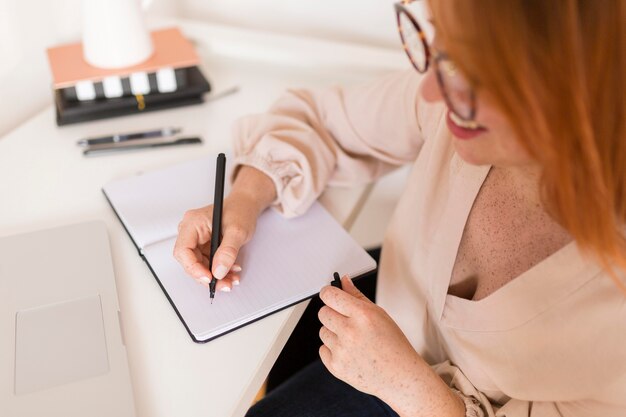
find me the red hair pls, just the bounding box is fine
[429,0,626,290]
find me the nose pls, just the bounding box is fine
[419,67,443,103]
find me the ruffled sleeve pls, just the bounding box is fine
[231,69,425,218]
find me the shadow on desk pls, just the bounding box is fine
[265,246,382,393]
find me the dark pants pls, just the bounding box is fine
[246,360,399,417]
[246,248,399,416]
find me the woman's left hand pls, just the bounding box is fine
[318,275,465,417]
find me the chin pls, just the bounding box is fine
[452,139,494,166]
[451,133,535,167]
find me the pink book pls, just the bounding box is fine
[47,27,200,88]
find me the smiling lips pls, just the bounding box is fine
[446,111,488,140]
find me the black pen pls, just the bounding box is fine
[209,153,227,303]
[77,127,182,147]
[331,272,343,289]
[83,137,202,157]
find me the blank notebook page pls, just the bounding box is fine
[144,203,375,341]
[103,154,376,342]
[103,156,231,249]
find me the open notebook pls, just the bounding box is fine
[103,155,376,343]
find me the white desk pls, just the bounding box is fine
[0,18,406,417]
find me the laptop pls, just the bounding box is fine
[0,221,135,416]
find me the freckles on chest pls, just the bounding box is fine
[449,168,571,300]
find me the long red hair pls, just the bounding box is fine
[429,0,626,290]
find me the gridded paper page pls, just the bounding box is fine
[142,204,376,342]
[103,155,231,249]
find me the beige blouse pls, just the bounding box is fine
[232,70,626,416]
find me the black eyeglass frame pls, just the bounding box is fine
[394,0,477,122]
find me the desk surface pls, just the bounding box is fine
[0,18,406,417]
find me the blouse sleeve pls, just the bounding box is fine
[433,361,626,417]
[231,69,425,218]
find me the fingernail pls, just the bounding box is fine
[232,265,242,272]
[214,265,229,280]
[199,276,211,285]
[220,286,231,292]
[233,280,240,286]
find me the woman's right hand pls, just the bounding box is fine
[173,166,277,292]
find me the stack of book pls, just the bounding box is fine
[46,27,211,126]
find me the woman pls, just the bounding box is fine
[174,0,626,416]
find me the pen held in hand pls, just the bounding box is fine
[209,153,227,303]
[331,272,343,289]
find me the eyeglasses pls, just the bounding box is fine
[394,0,476,122]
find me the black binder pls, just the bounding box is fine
[54,66,211,126]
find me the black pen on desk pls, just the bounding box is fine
[77,127,182,147]
[83,137,202,157]
[209,153,227,303]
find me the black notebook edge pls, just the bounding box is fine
[56,95,205,126]
[102,188,377,344]
[103,188,202,343]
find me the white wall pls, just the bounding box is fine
[0,0,407,248]
[0,0,179,137]
[0,0,402,137]
[177,0,399,49]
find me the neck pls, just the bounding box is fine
[495,164,543,208]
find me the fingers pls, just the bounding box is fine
[173,208,214,279]
[340,275,368,301]
[319,284,367,317]
[319,344,334,374]
[173,225,212,279]
[319,325,338,350]
[193,265,242,289]
[231,264,243,277]
[174,202,255,290]
[195,275,213,287]
[214,274,240,292]
[318,305,347,334]
[193,273,240,293]
[212,225,250,279]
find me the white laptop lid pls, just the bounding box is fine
[0,221,135,416]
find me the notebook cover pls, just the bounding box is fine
[54,66,211,126]
[47,27,200,88]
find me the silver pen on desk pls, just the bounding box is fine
[77,127,182,147]
[83,137,202,157]
[77,85,239,148]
